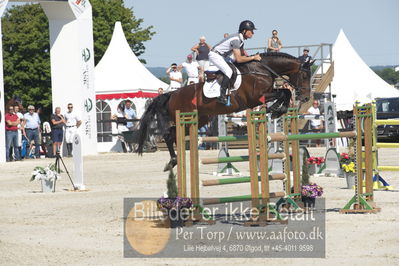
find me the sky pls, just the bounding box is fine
[124,0,398,68]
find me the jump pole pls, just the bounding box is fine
[340,103,380,213]
[175,110,213,222]
[371,102,395,190]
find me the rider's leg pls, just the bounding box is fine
[208,52,233,104]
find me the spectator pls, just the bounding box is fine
[166,63,183,91]
[124,99,137,152]
[191,36,212,82]
[267,29,282,53]
[51,107,65,156]
[64,103,82,157]
[5,106,21,162]
[158,87,164,95]
[13,105,25,158]
[298,47,315,72]
[23,105,41,158]
[124,99,137,131]
[306,100,324,147]
[180,54,202,84]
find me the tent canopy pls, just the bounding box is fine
[95,21,168,97]
[327,29,399,111]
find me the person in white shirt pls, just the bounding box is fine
[166,63,183,91]
[306,100,323,147]
[64,103,82,157]
[180,54,202,84]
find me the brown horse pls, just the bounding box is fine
[138,52,311,169]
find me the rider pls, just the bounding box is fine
[208,20,262,104]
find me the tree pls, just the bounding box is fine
[91,0,155,65]
[2,4,51,111]
[374,68,399,85]
[2,1,155,115]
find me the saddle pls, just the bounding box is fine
[205,62,238,87]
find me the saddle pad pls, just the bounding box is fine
[203,68,242,99]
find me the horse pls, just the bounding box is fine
[137,52,312,170]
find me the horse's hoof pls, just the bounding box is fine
[163,157,177,172]
[163,163,172,172]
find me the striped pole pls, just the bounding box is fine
[201,153,285,164]
[202,173,286,186]
[202,192,286,205]
[200,131,356,143]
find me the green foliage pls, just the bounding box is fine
[374,68,399,85]
[166,169,178,199]
[2,1,155,116]
[301,152,310,185]
[159,76,170,84]
[2,4,51,110]
[91,0,155,65]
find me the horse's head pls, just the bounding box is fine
[289,62,312,104]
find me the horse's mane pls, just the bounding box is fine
[259,52,299,61]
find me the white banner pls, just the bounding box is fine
[76,5,97,155]
[68,0,89,18]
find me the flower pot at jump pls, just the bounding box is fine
[41,179,56,193]
[344,172,356,189]
[301,196,316,208]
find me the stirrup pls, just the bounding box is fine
[217,95,228,105]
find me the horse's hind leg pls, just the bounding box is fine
[163,126,177,171]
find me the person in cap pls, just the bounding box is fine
[180,54,202,84]
[23,105,41,158]
[298,47,313,65]
[191,36,212,82]
[208,20,262,104]
[166,63,183,91]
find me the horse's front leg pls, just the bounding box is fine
[163,126,177,171]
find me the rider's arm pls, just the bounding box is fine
[233,49,261,63]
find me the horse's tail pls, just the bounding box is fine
[137,93,172,155]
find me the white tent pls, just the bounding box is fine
[326,29,399,111]
[95,21,168,152]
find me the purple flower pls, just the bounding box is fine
[301,183,323,198]
[157,196,193,210]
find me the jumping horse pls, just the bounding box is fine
[137,52,312,170]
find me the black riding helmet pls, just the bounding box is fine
[238,20,257,33]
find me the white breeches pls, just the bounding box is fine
[65,126,77,143]
[208,51,233,78]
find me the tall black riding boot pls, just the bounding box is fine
[217,75,230,105]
